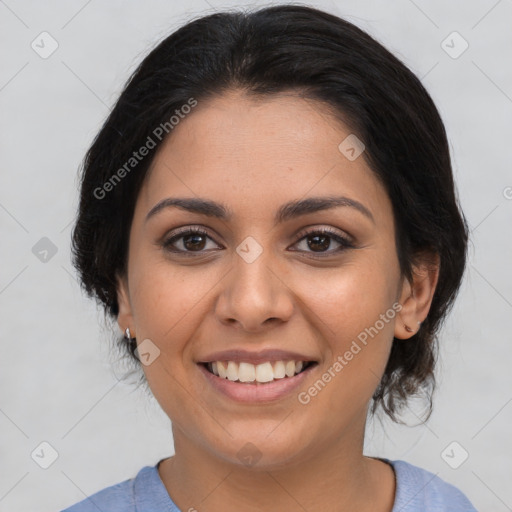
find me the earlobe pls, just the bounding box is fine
[395,253,440,340]
[116,273,135,337]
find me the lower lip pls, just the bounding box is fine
[197,363,317,403]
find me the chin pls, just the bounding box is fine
[207,430,309,471]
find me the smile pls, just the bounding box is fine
[197,360,318,402]
[203,360,316,383]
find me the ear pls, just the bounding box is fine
[116,272,136,338]
[395,252,440,340]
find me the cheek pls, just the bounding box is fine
[129,258,219,350]
[295,258,399,341]
[293,257,399,400]
[129,262,215,414]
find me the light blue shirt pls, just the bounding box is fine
[60,458,478,511]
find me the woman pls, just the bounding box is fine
[63,5,477,511]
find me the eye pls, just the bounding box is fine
[161,225,355,258]
[162,227,222,255]
[290,227,355,257]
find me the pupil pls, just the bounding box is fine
[184,234,205,251]
[308,234,330,251]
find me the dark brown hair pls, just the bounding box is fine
[71,5,469,423]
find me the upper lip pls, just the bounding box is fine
[197,349,317,365]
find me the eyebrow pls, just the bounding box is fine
[145,195,375,225]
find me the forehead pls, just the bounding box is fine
[136,90,392,226]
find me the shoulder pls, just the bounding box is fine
[387,458,478,511]
[59,466,158,512]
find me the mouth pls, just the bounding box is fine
[199,360,318,385]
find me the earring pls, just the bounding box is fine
[404,321,422,333]
[125,327,132,339]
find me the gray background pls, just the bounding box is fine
[1,1,511,511]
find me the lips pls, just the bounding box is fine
[197,360,318,402]
[195,348,319,401]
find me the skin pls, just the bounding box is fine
[116,89,439,512]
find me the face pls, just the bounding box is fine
[116,90,425,469]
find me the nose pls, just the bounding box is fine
[214,247,294,333]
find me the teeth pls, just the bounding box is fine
[226,361,238,381]
[255,362,274,383]
[217,361,227,379]
[285,360,296,377]
[273,361,286,379]
[207,360,310,383]
[238,362,256,382]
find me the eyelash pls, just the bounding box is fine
[161,225,355,259]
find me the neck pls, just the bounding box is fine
[157,416,395,512]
